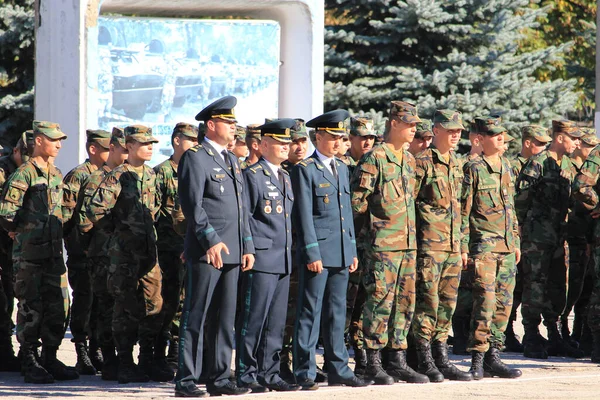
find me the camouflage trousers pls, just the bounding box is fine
[362,249,416,350]
[521,241,568,330]
[346,248,366,349]
[562,239,590,323]
[412,251,462,344]
[282,266,299,359]
[468,252,516,353]
[67,254,94,343]
[107,255,163,352]
[156,251,185,343]
[454,257,475,319]
[587,242,600,332]
[90,255,114,348]
[0,249,14,337]
[13,258,67,347]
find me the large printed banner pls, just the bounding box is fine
[88,17,280,166]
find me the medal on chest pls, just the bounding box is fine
[264,200,272,214]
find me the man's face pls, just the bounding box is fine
[561,133,580,155]
[261,137,289,165]
[337,136,351,156]
[479,132,504,155]
[408,137,432,155]
[109,143,128,165]
[349,134,376,157]
[127,141,153,162]
[434,126,461,149]
[525,138,547,156]
[231,139,248,158]
[180,137,198,153]
[389,119,417,144]
[316,131,341,157]
[34,135,62,158]
[210,118,236,145]
[288,138,308,164]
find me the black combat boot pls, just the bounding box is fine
[0,336,21,372]
[153,340,175,382]
[386,349,429,384]
[451,316,469,355]
[118,350,149,384]
[22,346,54,384]
[364,349,394,385]
[469,351,484,380]
[503,320,524,353]
[41,345,79,381]
[591,332,600,363]
[101,346,119,381]
[579,322,593,356]
[559,318,579,348]
[89,337,104,372]
[74,341,97,375]
[279,348,295,383]
[415,341,444,383]
[352,346,367,377]
[166,338,179,369]
[483,346,522,378]
[523,327,548,359]
[546,321,584,358]
[431,341,472,381]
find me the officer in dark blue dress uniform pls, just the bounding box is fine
[235,118,301,393]
[291,109,372,389]
[175,96,255,398]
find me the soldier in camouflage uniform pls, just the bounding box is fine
[503,125,553,353]
[244,124,262,167]
[351,101,428,385]
[460,117,522,380]
[0,137,28,372]
[572,138,600,363]
[86,125,164,384]
[408,119,434,156]
[561,129,598,350]
[63,129,111,375]
[153,122,198,381]
[516,120,583,360]
[231,125,249,161]
[0,121,78,383]
[78,127,128,381]
[412,110,472,382]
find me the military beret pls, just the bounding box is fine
[124,125,159,143]
[173,122,199,138]
[86,129,111,149]
[32,120,67,140]
[306,109,350,136]
[195,96,237,123]
[388,101,422,124]
[552,120,583,137]
[291,119,309,140]
[472,117,506,135]
[415,119,434,139]
[580,127,599,146]
[433,109,465,130]
[259,118,296,143]
[110,127,126,147]
[521,125,552,143]
[246,124,262,140]
[350,117,377,137]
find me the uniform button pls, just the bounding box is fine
[340,205,343,208]
[342,229,345,233]
[341,217,344,221]
[286,213,289,217]
[287,229,290,233]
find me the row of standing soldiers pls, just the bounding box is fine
[0,96,599,396]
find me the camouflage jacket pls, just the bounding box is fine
[0,155,18,257]
[515,150,576,245]
[567,158,592,243]
[154,157,183,253]
[78,164,113,258]
[339,153,358,176]
[62,160,97,255]
[461,155,520,254]
[86,162,161,258]
[572,146,600,241]
[0,160,65,262]
[414,146,463,252]
[351,143,417,251]
[510,154,527,183]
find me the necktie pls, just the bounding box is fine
[221,150,231,169]
[330,160,338,180]
[278,168,285,191]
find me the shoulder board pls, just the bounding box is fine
[298,158,316,167]
[249,165,263,174]
[188,144,202,153]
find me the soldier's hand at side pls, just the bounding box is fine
[206,242,230,269]
[241,254,255,272]
[461,252,468,268]
[515,248,521,264]
[180,252,186,263]
[591,210,600,219]
[307,260,323,274]
[8,232,15,240]
[349,257,359,273]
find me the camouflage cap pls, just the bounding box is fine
[433,109,465,130]
[291,119,309,140]
[349,117,377,137]
[580,127,599,146]
[32,120,67,140]
[235,125,246,141]
[110,127,126,147]
[22,130,34,147]
[521,125,552,143]
[246,124,262,140]
[552,119,583,138]
[388,101,422,124]
[173,122,199,139]
[472,116,506,135]
[415,119,434,139]
[504,132,514,143]
[124,125,159,143]
[86,129,111,149]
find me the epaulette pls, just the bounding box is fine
[298,158,316,168]
[249,164,263,174]
[189,143,203,153]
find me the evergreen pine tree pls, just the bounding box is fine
[325,0,579,130]
[0,0,34,147]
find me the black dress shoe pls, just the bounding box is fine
[328,375,373,387]
[240,381,268,393]
[297,378,319,390]
[263,380,301,392]
[207,381,251,396]
[175,384,208,398]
